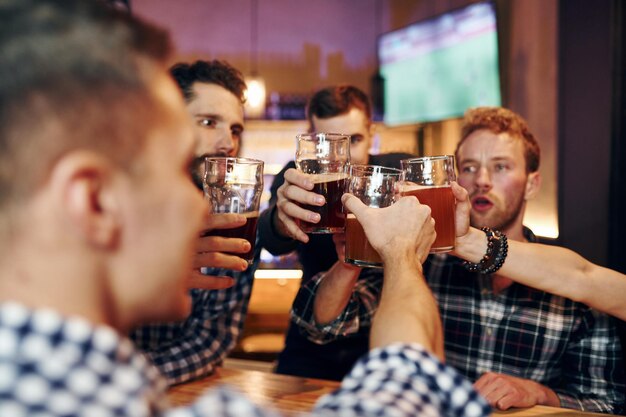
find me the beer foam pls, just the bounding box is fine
[212,211,259,218]
[310,172,349,184]
[401,182,451,192]
[240,211,259,218]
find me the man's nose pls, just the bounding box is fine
[216,131,235,156]
[475,167,492,191]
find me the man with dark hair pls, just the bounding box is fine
[286,106,625,414]
[0,3,492,415]
[130,59,259,385]
[257,84,415,379]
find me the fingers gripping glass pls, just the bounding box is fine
[203,157,264,264]
[344,165,402,268]
[295,133,350,234]
[400,155,456,253]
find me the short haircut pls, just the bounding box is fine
[170,60,247,104]
[306,85,372,129]
[456,107,541,173]
[0,0,172,211]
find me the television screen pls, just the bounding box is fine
[378,1,501,125]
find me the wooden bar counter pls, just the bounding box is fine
[167,366,614,417]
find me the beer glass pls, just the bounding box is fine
[295,133,350,233]
[401,155,456,253]
[203,157,264,264]
[345,165,401,268]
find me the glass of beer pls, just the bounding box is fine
[400,155,456,253]
[295,133,350,233]
[345,165,401,268]
[203,157,264,264]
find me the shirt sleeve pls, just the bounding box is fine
[164,344,491,417]
[314,343,490,417]
[554,309,625,414]
[257,161,301,256]
[130,258,257,386]
[291,268,383,344]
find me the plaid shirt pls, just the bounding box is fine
[0,302,490,417]
[130,253,258,386]
[292,253,625,414]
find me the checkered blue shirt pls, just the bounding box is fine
[292,254,626,414]
[130,253,258,386]
[0,302,490,417]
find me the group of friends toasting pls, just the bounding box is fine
[4,1,626,415]
[140,58,626,413]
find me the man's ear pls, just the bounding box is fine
[524,171,541,201]
[368,122,377,137]
[50,151,120,248]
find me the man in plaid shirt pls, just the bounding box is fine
[130,60,259,385]
[288,108,625,413]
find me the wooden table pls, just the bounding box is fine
[167,367,612,417]
[167,367,339,414]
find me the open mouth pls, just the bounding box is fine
[471,196,493,212]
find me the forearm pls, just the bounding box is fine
[370,255,444,360]
[315,344,490,417]
[313,262,360,325]
[257,205,298,255]
[454,228,626,319]
[144,333,231,385]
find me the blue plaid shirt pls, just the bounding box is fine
[292,251,626,414]
[130,253,258,386]
[0,302,490,417]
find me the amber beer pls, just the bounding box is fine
[344,165,401,266]
[402,185,455,252]
[345,214,382,267]
[299,173,348,233]
[202,211,259,264]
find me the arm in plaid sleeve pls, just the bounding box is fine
[291,267,383,344]
[554,309,625,413]
[131,261,256,386]
[314,343,490,417]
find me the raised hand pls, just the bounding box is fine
[188,212,250,290]
[273,168,325,243]
[341,193,436,265]
[451,181,471,239]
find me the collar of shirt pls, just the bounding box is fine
[0,301,168,416]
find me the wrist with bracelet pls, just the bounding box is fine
[461,227,508,274]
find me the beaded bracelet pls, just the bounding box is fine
[461,227,508,274]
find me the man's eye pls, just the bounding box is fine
[198,118,215,128]
[461,165,476,174]
[494,163,508,172]
[350,135,364,144]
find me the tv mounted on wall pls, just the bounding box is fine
[378,1,501,126]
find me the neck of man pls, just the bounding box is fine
[0,245,113,330]
[491,208,528,294]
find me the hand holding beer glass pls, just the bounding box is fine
[295,133,350,233]
[401,155,456,253]
[345,165,401,267]
[203,157,264,265]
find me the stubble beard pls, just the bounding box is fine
[470,193,526,234]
